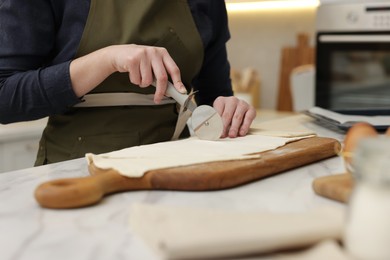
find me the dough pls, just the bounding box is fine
[86,134,312,178]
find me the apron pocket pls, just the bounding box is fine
[70,131,141,158]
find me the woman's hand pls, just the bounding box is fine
[70,44,186,103]
[213,96,256,138]
[110,44,186,103]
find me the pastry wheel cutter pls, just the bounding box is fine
[153,81,223,141]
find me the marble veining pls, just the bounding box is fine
[0,123,346,260]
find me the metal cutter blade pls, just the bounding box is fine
[153,80,223,141]
[191,105,223,141]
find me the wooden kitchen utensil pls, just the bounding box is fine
[312,122,382,203]
[312,173,354,203]
[35,137,340,209]
[277,33,315,112]
[231,68,261,108]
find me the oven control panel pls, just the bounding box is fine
[317,2,390,31]
[372,13,390,29]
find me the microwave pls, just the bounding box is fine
[316,1,390,115]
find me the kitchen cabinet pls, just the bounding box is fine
[0,118,47,173]
[0,138,40,173]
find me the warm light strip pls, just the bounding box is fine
[320,35,390,43]
[226,0,320,12]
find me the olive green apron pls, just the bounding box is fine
[35,0,204,165]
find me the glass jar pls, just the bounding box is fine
[344,137,390,260]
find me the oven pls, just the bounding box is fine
[316,1,390,115]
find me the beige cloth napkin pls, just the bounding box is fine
[250,114,315,137]
[130,203,346,260]
[232,240,351,260]
[272,240,351,260]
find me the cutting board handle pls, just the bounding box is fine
[34,171,150,209]
[34,177,104,208]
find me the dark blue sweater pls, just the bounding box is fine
[0,0,232,124]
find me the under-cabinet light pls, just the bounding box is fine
[226,0,320,12]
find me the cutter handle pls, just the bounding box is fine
[152,80,188,106]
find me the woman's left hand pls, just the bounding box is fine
[213,96,257,138]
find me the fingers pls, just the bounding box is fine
[229,101,247,137]
[139,55,153,88]
[213,96,256,138]
[116,44,184,104]
[213,97,228,138]
[162,53,186,94]
[127,50,142,86]
[238,107,256,136]
[152,48,186,103]
[214,96,236,138]
[151,55,168,104]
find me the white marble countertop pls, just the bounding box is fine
[0,117,347,260]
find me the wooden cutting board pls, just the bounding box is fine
[35,137,340,209]
[312,173,354,203]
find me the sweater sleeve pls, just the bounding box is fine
[0,0,80,124]
[190,0,233,106]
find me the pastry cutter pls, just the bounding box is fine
[153,80,223,141]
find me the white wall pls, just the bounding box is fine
[226,7,317,109]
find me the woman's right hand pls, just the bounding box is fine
[70,44,186,103]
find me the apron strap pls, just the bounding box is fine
[74,93,176,107]
[73,92,189,141]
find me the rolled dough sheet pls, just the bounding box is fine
[250,114,315,137]
[86,134,313,178]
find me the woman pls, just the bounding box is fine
[0,0,256,165]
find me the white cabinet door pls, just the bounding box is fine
[0,138,40,173]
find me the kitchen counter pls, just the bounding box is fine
[0,115,347,260]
